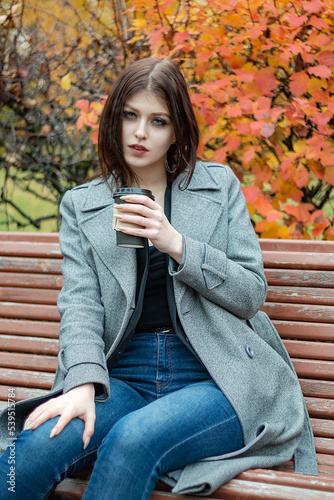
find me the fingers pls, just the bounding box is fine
[82,409,96,449]
[119,194,156,207]
[23,399,61,431]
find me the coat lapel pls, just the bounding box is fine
[79,181,137,304]
[171,162,223,242]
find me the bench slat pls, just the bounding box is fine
[0,241,62,258]
[265,269,334,288]
[311,418,334,439]
[305,397,334,418]
[0,352,58,372]
[0,385,49,402]
[273,320,334,341]
[283,340,334,361]
[0,302,60,321]
[0,287,59,305]
[299,378,334,398]
[260,239,334,253]
[0,257,62,274]
[262,302,334,323]
[292,359,334,380]
[0,368,54,389]
[262,251,334,271]
[235,468,334,493]
[0,318,59,337]
[299,379,334,399]
[267,286,334,306]
[0,232,60,243]
[0,334,59,355]
[314,437,334,455]
[0,272,63,289]
[216,481,334,500]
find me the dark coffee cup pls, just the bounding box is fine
[112,188,155,248]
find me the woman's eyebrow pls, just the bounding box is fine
[124,104,170,118]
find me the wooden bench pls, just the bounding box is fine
[1,231,334,499]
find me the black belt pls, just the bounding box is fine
[137,326,175,334]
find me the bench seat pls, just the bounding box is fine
[0,232,334,499]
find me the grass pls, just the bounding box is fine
[0,168,59,232]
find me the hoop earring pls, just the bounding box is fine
[165,156,177,173]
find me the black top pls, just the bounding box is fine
[135,246,172,331]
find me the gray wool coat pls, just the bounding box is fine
[0,161,318,495]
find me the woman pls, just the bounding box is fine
[0,58,317,499]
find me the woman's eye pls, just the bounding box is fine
[123,111,136,119]
[153,118,167,126]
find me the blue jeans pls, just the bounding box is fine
[0,333,243,500]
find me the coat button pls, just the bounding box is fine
[245,345,254,358]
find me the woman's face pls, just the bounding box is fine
[122,90,175,176]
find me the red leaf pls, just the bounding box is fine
[223,133,241,151]
[234,69,254,83]
[242,146,261,165]
[308,15,328,29]
[318,51,334,66]
[174,31,190,43]
[308,65,332,78]
[255,68,278,96]
[241,186,261,204]
[235,121,251,135]
[287,14,308,28]
[261,122,275,138]
[290,72,309,96]
[225,104,243,117]
[302,0,322,13]
[76,99,90,113]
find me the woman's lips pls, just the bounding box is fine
[129,144,148,155]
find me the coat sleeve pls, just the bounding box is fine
[57,189,110,399]
[169,166,268,319]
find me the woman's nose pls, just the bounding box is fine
[135,120,148,140]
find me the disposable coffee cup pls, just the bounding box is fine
[112,188,155,248]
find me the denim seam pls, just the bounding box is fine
[156,336,174,392]
[44,446,99,496]
[142,414,241,498]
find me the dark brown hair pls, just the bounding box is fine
[97,58,200,190]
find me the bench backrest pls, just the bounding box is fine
[0,232,334,473]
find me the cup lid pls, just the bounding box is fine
[113,187,154,199]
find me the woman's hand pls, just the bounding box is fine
[23,383,96,449]
[114,195,184,262]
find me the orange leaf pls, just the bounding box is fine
[325,167,334,185]
[320,151,334,166]
[92,131,99,145]
[224,134,240,151]
[254,195,273,217]
[290,72,309,96]
[293,163,309,188]
[308,15,328,29]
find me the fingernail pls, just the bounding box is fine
[23,421,34,431]
[49,427,58,439]
[83,436,91,450]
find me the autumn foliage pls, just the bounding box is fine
[1,0,334,238]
